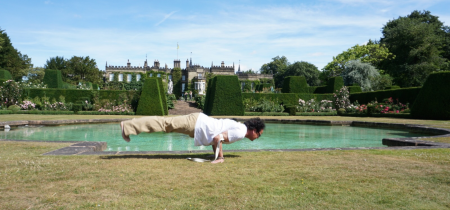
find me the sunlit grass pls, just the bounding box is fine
[1,141,449,209]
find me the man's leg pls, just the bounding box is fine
[121,113,200,141]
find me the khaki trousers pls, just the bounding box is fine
[123,113,200,138]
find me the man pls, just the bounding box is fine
[120,113,265,164]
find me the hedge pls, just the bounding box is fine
[281,76,308,93]
[308,86,327,94]
[411,71,450,120]
[349,87,421,105]
[348,86,362,94]
[296,93,334,102]
[326,76,344,94]
[255,84,272,92]
[43,69,64,89]
[0,110,13,114]
[77,111,135,115]
[23,88,131,104]
[17,110,74,115]
[296,111,337,116]
[244,112,289,116]
[136,78,167,116]
[203,75,244,116]
[0,69,13,85]
[242,93,298,105]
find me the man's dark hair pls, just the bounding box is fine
[244,118,265,133]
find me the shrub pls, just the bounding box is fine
[136,78,168,116]
[326,76,344,94]
[349,87,421,105]
[42,69,64,89]
[333,86,351,110]
[243,97,284,113]
[242,93,298,105]
[20,100,36,110]
[411,71,450,120]
[8,105,21,113]
[0,80,21,107]
[203,76,244,116]
[281,76,308,93]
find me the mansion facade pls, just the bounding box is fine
[104,58,273,95]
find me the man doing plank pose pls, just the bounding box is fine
[120,113,265,164]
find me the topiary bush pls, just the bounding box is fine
[411,71,450,120]
[136,78,168,116]
[203,75,244,116]
[326,76,344,94]
[281,76,308,93]
[43,69,64,89]
[0,69,13,85]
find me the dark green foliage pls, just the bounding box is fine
[308,86,328,94]
[92,84,99,90]
[281,76,308,93]
[296,112,337,116]
[136,78,167,116]
[326,77,344,93]
[171,67,182,98]
[411,71,450,119]
[385,86,400,90]
[349,87,421,105]
[255,84,272,92]
[366,105,375,116]
[77,111,135,115]
[0,29,32,80]
[0,110,12,114]
[157,78,168,115]
[242,93,298,105]
[0,69,12,79]
[284,61,321,86]
[244,112,289,116]
[72,104,82,113]
[203,76,244,116]
[348,86,362,93]
[284,105,296,116]
[43,69,64,89]
[18,110,74,115]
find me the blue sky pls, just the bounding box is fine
[1,0,449,72]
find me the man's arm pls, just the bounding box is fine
[211,131,229,164]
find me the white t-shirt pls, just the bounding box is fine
[194,113,247,146]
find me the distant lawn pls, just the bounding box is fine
[1,114,450,209]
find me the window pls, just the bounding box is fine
[182,83,185,92]
[198,73,203,79]
[182,75,185,81]
[157,74,161,78]
[127,74,132,82]
[109,74,114,81]
[136,74,141,81]
[251,82,254,90]
[149,73,153,77]
[119,74,123,82]
[241,82,245,91]
[168,75,172,80]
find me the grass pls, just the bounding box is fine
[1,114,450,209]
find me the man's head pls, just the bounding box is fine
[244,118,265,141]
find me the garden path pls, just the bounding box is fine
[168,100,202,115]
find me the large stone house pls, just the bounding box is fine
[104,58,273,94]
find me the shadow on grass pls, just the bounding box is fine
[99,154,241,160]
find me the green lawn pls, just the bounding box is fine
[1,114,450,209]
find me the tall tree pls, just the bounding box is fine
[0,29,32,80]
[45,56,69,81]
[284,61,321,86]
[379,10,449,87]
[322,41,394,78]
[66,56,102,84]
[260,56,290,88]
[341,60,380,91]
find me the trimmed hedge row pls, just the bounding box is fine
[348,86,362,94]
[43,69,64,89]
[242,93,298,105]
[296,93,334,102]
[136,78,168,116]
[204,76,244,116]
[244,112,289,116]
[281,76,308,93]
[17,110,74,115]
[411,71,450,120]
[22,88,132,104]
[77,111,135,115]
[0,110,13,114]
[349,87,421,105]
[326,76,344,94]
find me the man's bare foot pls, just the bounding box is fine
[120,121,130,142]
[211,158,224,164]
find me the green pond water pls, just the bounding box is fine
[1,123,429,152]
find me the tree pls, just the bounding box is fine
[283,61,321,86]
[45,56,67,70]
[379,10,449,87]
[0,29,32,80]
[341,60,380,91]
[242,69,257,74]
[65,56,102,84]
[323,41,394,78]
[260,56,290,88]
[25,67,46,84]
